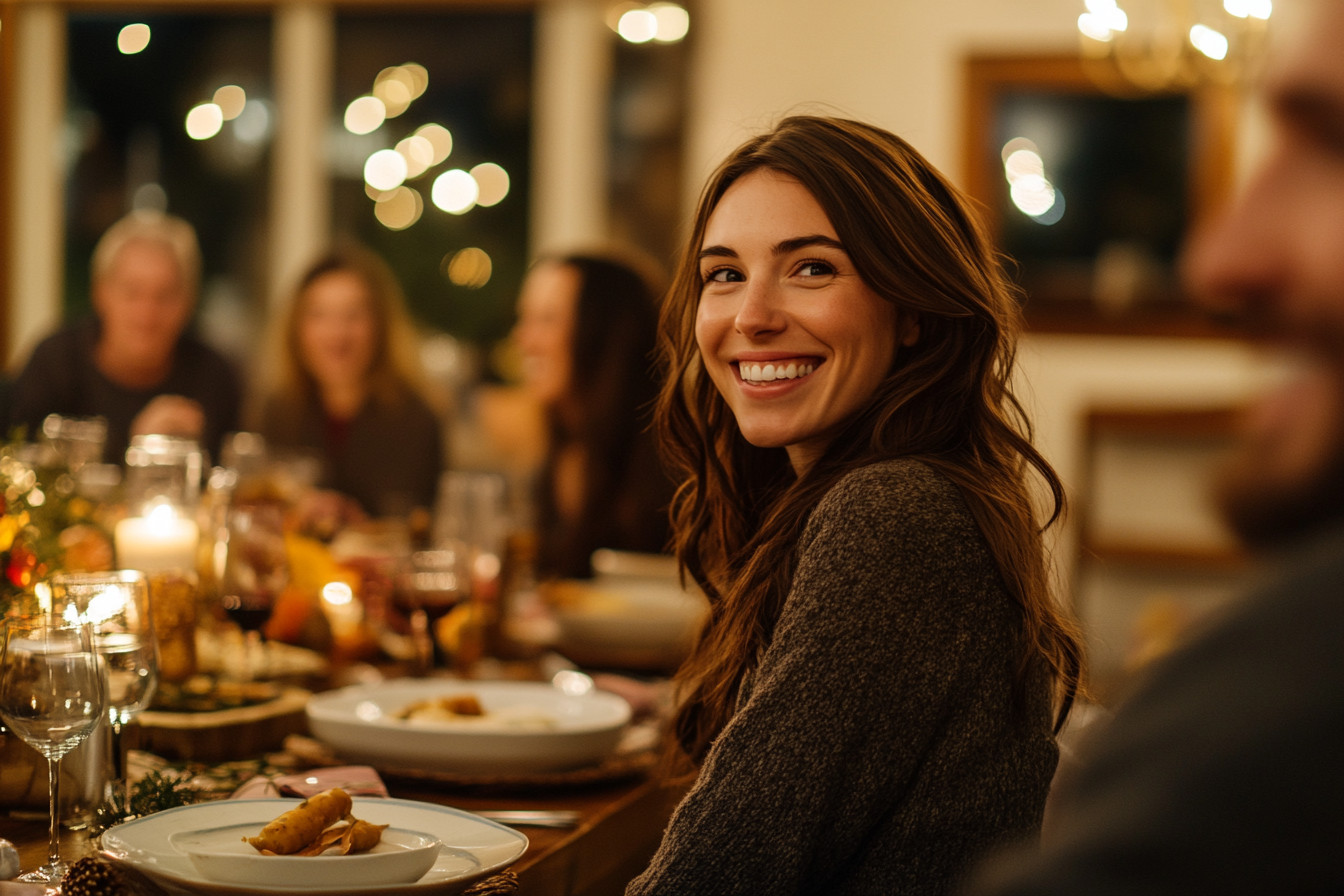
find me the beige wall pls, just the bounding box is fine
[679,0,1278,592]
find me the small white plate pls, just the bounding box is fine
[172,825,440,887]
[101,798,528,895]
[307,680,631,774]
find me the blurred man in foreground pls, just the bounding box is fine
[9,211,240,463]
[969,3,1344,893]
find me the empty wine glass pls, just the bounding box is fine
[0,616,106,883]
[48,570,159,815]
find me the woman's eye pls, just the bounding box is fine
[704,268,743,283]
[797,261,835,277]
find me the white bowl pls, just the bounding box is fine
[553,579,707,670]
[306,680,631,774]
[172,826,440,887]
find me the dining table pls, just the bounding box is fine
[0,774,686,895]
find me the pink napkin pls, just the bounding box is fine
[230,765,389,800]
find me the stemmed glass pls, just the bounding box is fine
[48,570,159,815]
[0,616,106,883]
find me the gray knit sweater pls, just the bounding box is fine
[627,459,1058,896]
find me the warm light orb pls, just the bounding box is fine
[618,9,659,43]
[1010,175,1057,217]
[469,163,510,207]
[432,169,479,215]
[185,103,224,140]
[401,63,430,98]
[416,124,453,164]
[1004,149,1045,184]
[374,74,413,118]
[650,3,690,42]
[213,85,247,120]
[322,582,354,606]
[344,95,386,135]
[1000,137,1040,162]
[1225,0,1272,19]
[1190,23,1229,60]
[375,187,424,231]
[118,24,151,55]
[446,248,493,289]
[365,148,409,191]
[396,135,436,179]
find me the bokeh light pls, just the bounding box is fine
[431,169,479,215]
[416,124,453,165]
[444,248,493,289]
[650,3,690,42]
[618,9,659,43]
[233,99,272,145]
[374,186,424,231]
[469,162,510,207]
[1225,0,1272,19]
[401,63,429,98]
[185,103,224,140]
[213,85,247,121]
[344,96,386,135]
[118,24,151,55]
[365,148,408,191]
[1189,24,1229,60]
[396,135,436,179]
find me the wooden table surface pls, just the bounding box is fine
[0,776,685,895]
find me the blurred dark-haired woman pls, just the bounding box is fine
[512,254,673,578]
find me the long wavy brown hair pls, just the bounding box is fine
[656,116,1084,764]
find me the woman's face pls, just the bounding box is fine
[297,270,378,393]
[514,262,580,406]
[695,169,911,472]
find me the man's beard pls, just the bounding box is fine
[1215,384,1344,549]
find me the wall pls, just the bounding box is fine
[680,0,1279,594]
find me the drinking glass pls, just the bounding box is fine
[48,571,159,814]
[0,617,106,883]
[220,503,288,678]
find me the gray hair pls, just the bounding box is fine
[91,211,201,297]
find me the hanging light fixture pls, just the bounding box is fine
[1077,0,1272,92]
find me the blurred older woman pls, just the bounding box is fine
[9,211,241,462]
[258,244,443,518]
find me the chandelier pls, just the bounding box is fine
[1077,0,1273,92]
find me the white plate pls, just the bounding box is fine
[102,798,528,896]
[173,826,440,887]
[307,680,631,774]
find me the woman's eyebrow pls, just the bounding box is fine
[698,245,736,261]
[774,235,845,255]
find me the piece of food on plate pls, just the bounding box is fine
[245,788,353,854]
[394,693,485,720]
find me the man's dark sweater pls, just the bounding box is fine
[628,459,1058,895]
[9,320,240,463]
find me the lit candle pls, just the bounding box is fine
[114,504,199,574]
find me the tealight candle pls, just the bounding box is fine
[114,503,200,574]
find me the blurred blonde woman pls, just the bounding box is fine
[258,243,443,518]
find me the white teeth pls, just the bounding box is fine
[741,361,817,383]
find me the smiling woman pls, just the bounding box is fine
[629,117,1085,896]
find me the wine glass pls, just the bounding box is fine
[220,504,288,678]
[0,616,106,883]
[48,570,159,815]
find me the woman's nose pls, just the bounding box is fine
[734,280,785,338]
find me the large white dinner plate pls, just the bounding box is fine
[306,680,631,774]
[101,798,528,896]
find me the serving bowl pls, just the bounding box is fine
[306,680,631,774]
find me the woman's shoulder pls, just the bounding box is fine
[821,457,965,515]
[804,458,981,556]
